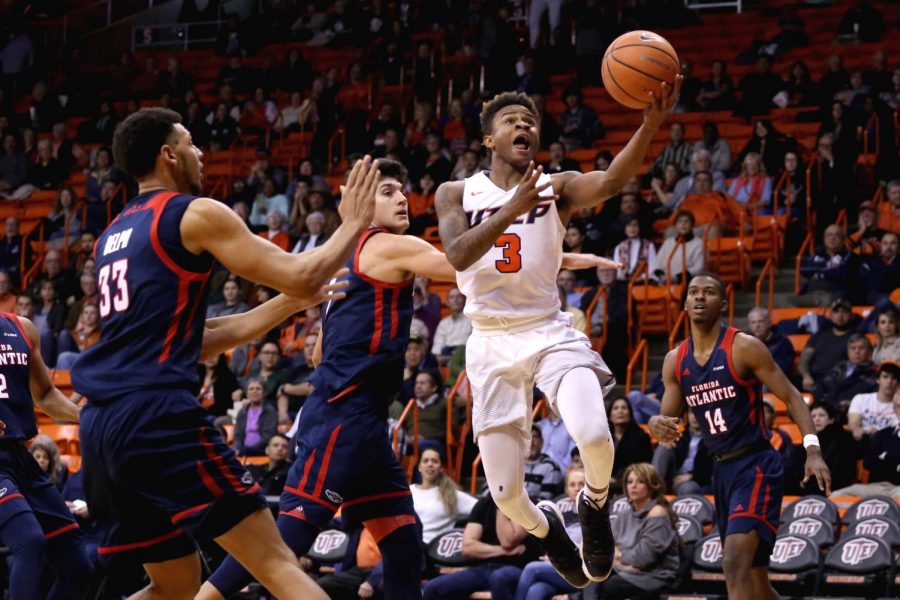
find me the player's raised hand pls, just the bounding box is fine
[644,75,683,130]
[802,449,832,496]
[338,155,379,227]
[508,162,558,216]
[648,415,682,444]
[561,254,623,272]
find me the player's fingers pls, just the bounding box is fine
[531,164,544,182]
[323,290,347,302]
[821,470,832,495]
[346,155,365,189]
[534,180,554,195]
[330,267,350,279]
[671,74,684,102]
[521,161,535,184]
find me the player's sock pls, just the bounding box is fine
[46,529,95,600]
[478,425,549,538]
[369,517,424,599]
[4,511,46,600]
[207,512,321,595]
[556,367,614,507]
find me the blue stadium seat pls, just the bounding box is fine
[672,494,716,526]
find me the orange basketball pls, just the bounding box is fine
[601,30,680,110]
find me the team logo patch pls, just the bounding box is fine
[676,517,692,536]
[313,530,347,554]
[792,497,826,516]
[700,537,723,563]
[854,518,890,537]
[436,532,464,558]
[788,517,823,537]
[770,536,807,564]
[856,499,890,519]
[240,471,254,486]
[840,538,878,565]
[611,497,630,513]
[325,489,344,504]
[673,497,702,516]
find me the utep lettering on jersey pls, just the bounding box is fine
[467,201,553,226]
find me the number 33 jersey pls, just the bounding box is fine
[457,171,564,328]
[675,326,769,455]
[72,191,213,404]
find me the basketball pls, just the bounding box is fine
[602,30,680,110]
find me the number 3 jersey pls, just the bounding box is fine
[675,326,769,456]
[72,191,213,404]
[457,171,563,329]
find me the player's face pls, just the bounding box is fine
[566,470,585,501]
[418,449,443,483]
[372,177,409,234]
[170,124,203,196]
[486,105,539,168]
[625,472,650,505]
[685,277,726,324]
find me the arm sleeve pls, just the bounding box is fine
[619,516,678,569]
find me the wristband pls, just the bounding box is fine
[803,434,820,449]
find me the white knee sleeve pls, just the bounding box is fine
[555,368,614,494]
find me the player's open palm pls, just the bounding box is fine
[508,162,558,217]
[643,75,683,130]
[338,155,380,226]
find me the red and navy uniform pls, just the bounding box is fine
[0,313,90,600]
[676,325,784,565]
[207,227,424,597]
[73,190,265,565]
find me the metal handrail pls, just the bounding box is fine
[624,339,649,394]
[391,399,419,473]
[444,370,469,481]
[794,233,814,295]
[668,310,689,350]
[755,258,775,314]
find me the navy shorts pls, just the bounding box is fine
[281,385,414,530]
[0,443,80,541]
[80,391,266,565]
[713,447,784,567]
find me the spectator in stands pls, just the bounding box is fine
[44,186,82,246]
[412,448,478,545]
[291,211,329,253]
[627,374,664,425]
[50,122,81,173]
[584,463,679,600]
[694,122,732,174]
[608,398,653,495]
[29,434,68,491]
[197,353,240,419]
[878,179,900,233]
[651,122,691,178]
[805,402,857,494]
[28,139,66,190]
[799,299,855,393]
[28,81,63,132]
[649,163,682,210]
[558,88,603,151]
[537,409,576,472]
[728,152,772,211]
[674,59,701,113]
[880,69,900,110]
[55,303,100,369]
[15,294,34,322]
[0,217,25,285]
[421,493,540,600]
[0,133,28,199]
[873,307,900,365]
[736,120,788,178]
[85,146,119,202]
[451,149,481,181]
[859,232,899,305]
[33,279,65,365]
[413,275,442,343]
[737,55,782,117]
[837,0,884,42]
[239,341,286,404]
[664,170,744,239]
[407,172,437,235]
[613,216,657,282]
[808,133,853,239]
[513,468,586,600]
[239,87,278,135]
[849,202,885,255]
[257,210,290,251]
[655,210,706,284]
[542,141,580,174]
[277,333,318,424]
[652,410,712,496]
[558,284,586,333]
[848,362,899,443]
[763,398,798,477]
[246,433,291,496]
[399,336,438,402]
[782,60,815,107]
[668,149,727,210]
[208,102,240,151]
[834,70,872,110]
[76,100,117,145]
[819,332,877,411]
[249,178,289,229]
[0,270,14,313]
[555,269,582,309]
[233,378,277,456]
[524,425,564,501]
[799,225,859,307]
[833,393,900,498]
[0,26,34,95]
[747,307,795,376]
[206,278,249,319]
[408,370,454,449]
[819,102,859,166]
[696,59,735,111]
[432,288,471,366]
[182,101,210,148]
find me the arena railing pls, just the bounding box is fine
[683,0,742,13]
[624,339,649,395]
[793,233,815,296]
[445,370,471,482]
[392,399,419,480]
[755,257,775,314]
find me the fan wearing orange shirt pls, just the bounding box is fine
[660,170,745,237]
[878,180,900,234]
[258,211,291,251]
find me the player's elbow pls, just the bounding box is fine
[444,244,472,271]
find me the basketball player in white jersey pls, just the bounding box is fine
[435,81,681,586]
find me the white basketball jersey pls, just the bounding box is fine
[457,171,564,327]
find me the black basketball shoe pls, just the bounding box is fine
[534,500,589,589]
[577,489,615,581]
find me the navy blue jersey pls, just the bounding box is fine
[310,228,413,401]
[0,313,35,440]
[72,191,213,403]
[676,326,768,455]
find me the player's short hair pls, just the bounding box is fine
[112,107,182,179]
[689,272,727,297]
[376,158,408,185]
[480,91,537,135]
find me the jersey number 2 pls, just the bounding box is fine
[704,408,728,435]
[98,259,130,317]
[494,233,522,273]
[0,374,7,399]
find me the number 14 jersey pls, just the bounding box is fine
[457,171,564,328]
[72,191,213,404]
[675,326,769,456]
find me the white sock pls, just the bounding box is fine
[479,425,550,538]
[555,367,614,508]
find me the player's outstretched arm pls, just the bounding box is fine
[19,317,80,423]
[648,348,686,445]
[436,163,558,271]
[733,333,832,495]
[556,77,683,211]
[183,156,379,298]
[201,272,349,361]
[370,234,457,282]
